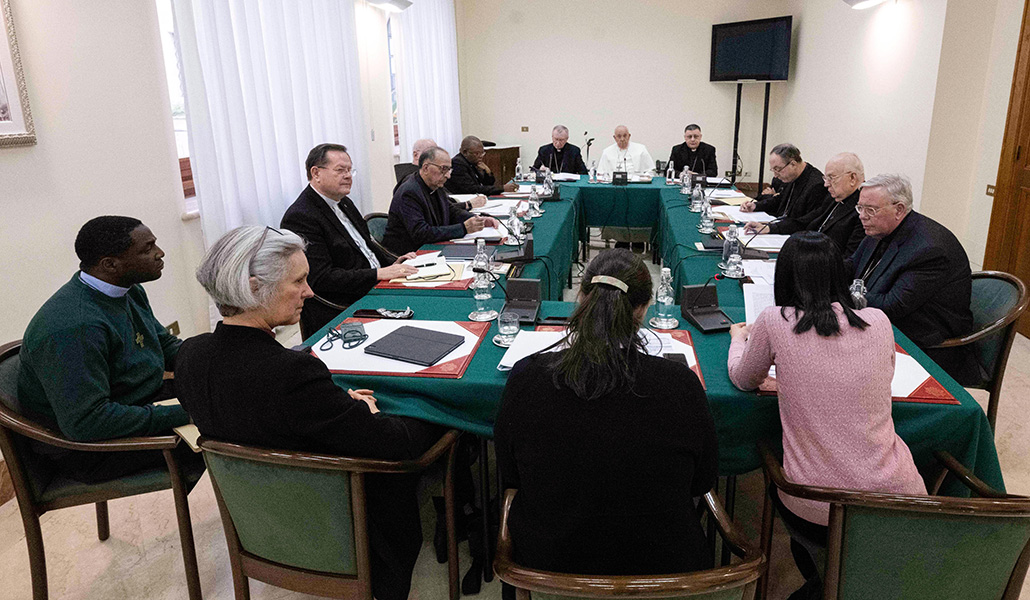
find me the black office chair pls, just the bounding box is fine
[394,162,418,185]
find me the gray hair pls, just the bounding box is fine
[196,226,307,317]
[412,138,436,162]
[770,143,802,164]
[830,152,865,180]
[552,125,569,136]
[862,173,914,213]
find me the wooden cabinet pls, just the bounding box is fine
[484,146,520,184]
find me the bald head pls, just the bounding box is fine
[613,125,630,150]
[824,152,865,201]
[412,138,436,165]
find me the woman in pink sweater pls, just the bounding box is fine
[727,231,925,599]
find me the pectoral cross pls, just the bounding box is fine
[135,332,145,348]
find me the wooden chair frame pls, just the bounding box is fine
[0,340,201,600]
[927,270,1029,431]
[199,429,463,600]
[494,488,767,599]
[756,440,1030,600]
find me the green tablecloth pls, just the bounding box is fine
[367,196,577,301]
[313,294,1004,493]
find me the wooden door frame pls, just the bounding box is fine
[984,0,1030,270]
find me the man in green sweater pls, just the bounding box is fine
[18,216,200,483]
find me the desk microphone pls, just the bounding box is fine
[680,273,732,333]
[685,273,723,307]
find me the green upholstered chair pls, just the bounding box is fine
[493,489,767,600]
[0,341,203,600]
[927,271,1028,431]
[199,429,462,600]
[363,212,393,251]
[756,441,1030,600]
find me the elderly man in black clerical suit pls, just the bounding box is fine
[383,146,500,255]
[446,135,518,196]
[533,125,588,174]
[851,173,981,385]
[668,124,718,178]
[281,143,418,337]
[741,143,829,231]
[746,152,866,257]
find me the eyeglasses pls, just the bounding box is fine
[318,165,354,176]
[823,172,854,184]
[770,160,795,175]
[319,327,368,351]
[427,163,453,175]
[248,225,281,273]
[855,203,899,217]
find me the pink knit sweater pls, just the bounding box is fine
[727,304,926,525]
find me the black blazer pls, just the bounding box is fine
[383,173,474,255]
[495,350,718,576]
[761,163,832,234]
[445,152,502,195]
[668,142,718,177]
[811,188,866,257]
[532,143,588,174]
[175,322,442,600]
[850,211,980,384]
[280,185,392,336]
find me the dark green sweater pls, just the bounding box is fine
[18,274,189,441]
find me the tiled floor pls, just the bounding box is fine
[2,244,1028,599]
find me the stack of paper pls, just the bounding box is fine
[551,173,581,182]
[715,206,776,223]
[476,199,522,217]
[497,330,568,371]
[449,193,481,204]
[743,260,776,285]
[738,233,790,251]
[743,283,776,324]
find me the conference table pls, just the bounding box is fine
[312,292,1003,495]
[367,194,578,302]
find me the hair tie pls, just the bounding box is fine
[590,275,628,293]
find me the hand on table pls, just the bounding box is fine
[740,199,757,212]
[503,181,518,193]
[348,388,380,414]
[394,252,418,264]
[377,262,418,280]
[762,186,777,196]
[744,222,769,235]
[469,195,488,209]
[464,216,488,233]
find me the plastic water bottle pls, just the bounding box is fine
[468,239,498,321]
[666,161,676,185]
[515,158,523,182]
[543,170,554,197]
[689,183,704,212]
[589,161,597,183]
[698,193,715,234]
[507,206,523,243]
[527,186,541,218]
[850,279,868,309]
[652,267,679,329]
[680,169,691,195]
[720,225,740,270]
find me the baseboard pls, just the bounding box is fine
[0,460,12,506]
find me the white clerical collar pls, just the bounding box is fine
[79,271,129,298]
[313,187,344,210]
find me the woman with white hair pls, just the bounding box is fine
[174,225,442,600]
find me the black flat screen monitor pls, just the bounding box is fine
[710,16,792,82]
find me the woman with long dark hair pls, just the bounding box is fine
[494,249,718,575]
[727,231,925,599]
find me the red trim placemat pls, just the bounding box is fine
[375,249,473,290]
[318,319,490,379]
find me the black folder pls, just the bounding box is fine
[363,326,466,367]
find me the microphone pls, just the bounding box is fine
[685,273,723,308]
[680,272,732,333]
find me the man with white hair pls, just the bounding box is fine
[533,125,588,174]
[851,173,980,385]
[746,152,866,256]
[596,125,655,176]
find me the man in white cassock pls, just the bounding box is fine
[596,125,655,176]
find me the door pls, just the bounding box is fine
[984,0,1030,337]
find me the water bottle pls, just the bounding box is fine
[507,205,523,243]
[666,161,676,185]
[689,183,704,212]
[850,279,868,309]
[719,225,740,270]
[515,158,523,182]
[589,161,597,183]
[652,267,679,329]
[680,168,691,195]
[527,185,541,218]
[543,170,554,197]
[468,239,499,321]
[698,193,715,234]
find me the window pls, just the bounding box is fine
[155,0,194,199]
[387,18,400,158]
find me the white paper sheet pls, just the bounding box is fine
[497,330,568,371]
[449,193,480,203]
[405,251,442,268]
[738,233,790,251]
[743,283,776,324]
[708,188,746,199]
[891,351,932,397]
[313,320,479,374]
[742,260,777,285]
[459,222,508,242]
[406,259,451,280]
[716,206,776,223]
[476,199,521,217]
[551,173,581,181]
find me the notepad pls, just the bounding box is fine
[364,326,466,367]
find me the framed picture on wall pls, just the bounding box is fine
[0,0,34,147]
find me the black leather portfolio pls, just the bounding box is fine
[363,326,465,366]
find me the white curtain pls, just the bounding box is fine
[171,0,370,245]
[394,0,462,157]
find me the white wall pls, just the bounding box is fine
[0,0,210,344]
[454,0,796,180]
[355,1,401,213]
[455,0,956,207]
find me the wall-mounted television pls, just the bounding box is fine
[710,16,793,82]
